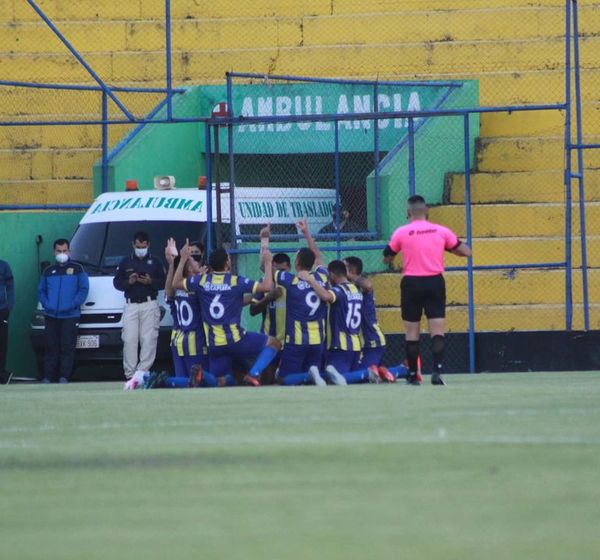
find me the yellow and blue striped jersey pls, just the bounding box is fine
[327,282,363,351]
[275,265,332,346]
[184,272,258,347]
[360,288,386,348]
[252,284,287,344]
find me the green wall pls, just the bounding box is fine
[366,81,479,239]
[0,212,84,377]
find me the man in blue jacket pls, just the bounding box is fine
[0,259,15,384]
[37,239,89,384]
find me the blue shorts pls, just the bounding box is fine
[171,341,209,377]
[278,343,324,377]
[208,331,268,377]
[326,349,362,374]
[360,346,386,368]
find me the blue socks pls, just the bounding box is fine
[281,373,311,386]
[165,376,191,389]
[249,346,278,377]
[342,369,370,384]
[387,364,409,379]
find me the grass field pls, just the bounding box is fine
[1,372,599,560]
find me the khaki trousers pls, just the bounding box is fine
[121,299,160,379]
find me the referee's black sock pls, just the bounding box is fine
[405,340,420,373]
[431,335,445,374]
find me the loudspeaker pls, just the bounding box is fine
[153,175,176,190]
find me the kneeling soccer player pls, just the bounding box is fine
[344,256,407,382]
[174,231,281,387]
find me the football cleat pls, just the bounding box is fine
[308,366,327,386]
[377,366,396,383]
[406,372,422,386]
[243,374,261,387]
[431,373,446,386]
[325,365,348,386]
[189,364,203,388]
[368,366,381,384]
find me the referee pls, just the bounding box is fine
[383,195,471,385]
[113,231,166,380]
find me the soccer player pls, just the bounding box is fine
[250,253,290,384]
[174,232,281,386]
[164,239,215,388]
[384,195,471,385]
[344,256,405,382]
[273,220,330,386]
[250,253,290,347]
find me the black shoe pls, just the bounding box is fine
[406,372,422,386]
[0,370,12,384]
[431,373,446,386]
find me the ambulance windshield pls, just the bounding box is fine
[69,221,212,275]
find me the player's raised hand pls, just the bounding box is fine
[164,237,177,264]
[180,238,191,261]
[296,218,309,236]
[259,224,271,239]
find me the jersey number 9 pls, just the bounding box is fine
[305,291,320,316]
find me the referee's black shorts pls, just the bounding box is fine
[400,274,446,322]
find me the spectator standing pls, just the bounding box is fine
[318,204,362,239]
[384,195,471,386]
[0,259,15,384]
[113,231,166,380]
[37,239,89,384]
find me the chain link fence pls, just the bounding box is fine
[3,0,600,373]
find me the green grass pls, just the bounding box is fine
[1,372,599,560]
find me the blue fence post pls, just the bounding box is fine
[205,123,213,255]
[101,91,108,193]
[564,0,574,331]
[334,120,342,259]
[572,0,590,331]
[463,113,476,374]
[226,73,237,256]
[165,0,173,121]
[408,117,416,196]
[373,82,382,238]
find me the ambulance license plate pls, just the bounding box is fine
[76,335,100,349]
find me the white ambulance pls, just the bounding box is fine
[31,185,335,374]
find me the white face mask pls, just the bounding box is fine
[55,253,69,264]
[134,247,148,258]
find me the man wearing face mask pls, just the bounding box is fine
[113,231,166,380]
[37,239,89,384]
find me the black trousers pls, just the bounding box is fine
[0,307,8,375]
[43,316,79,381]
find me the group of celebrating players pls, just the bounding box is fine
[128,218,408,390]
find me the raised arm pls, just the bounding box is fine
[172,239,190,291]
[164,238,177,299]
[297,218,323,267]
[254,249,273,293]
[297,270,335,303]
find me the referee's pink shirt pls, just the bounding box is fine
[388,219,460,277]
